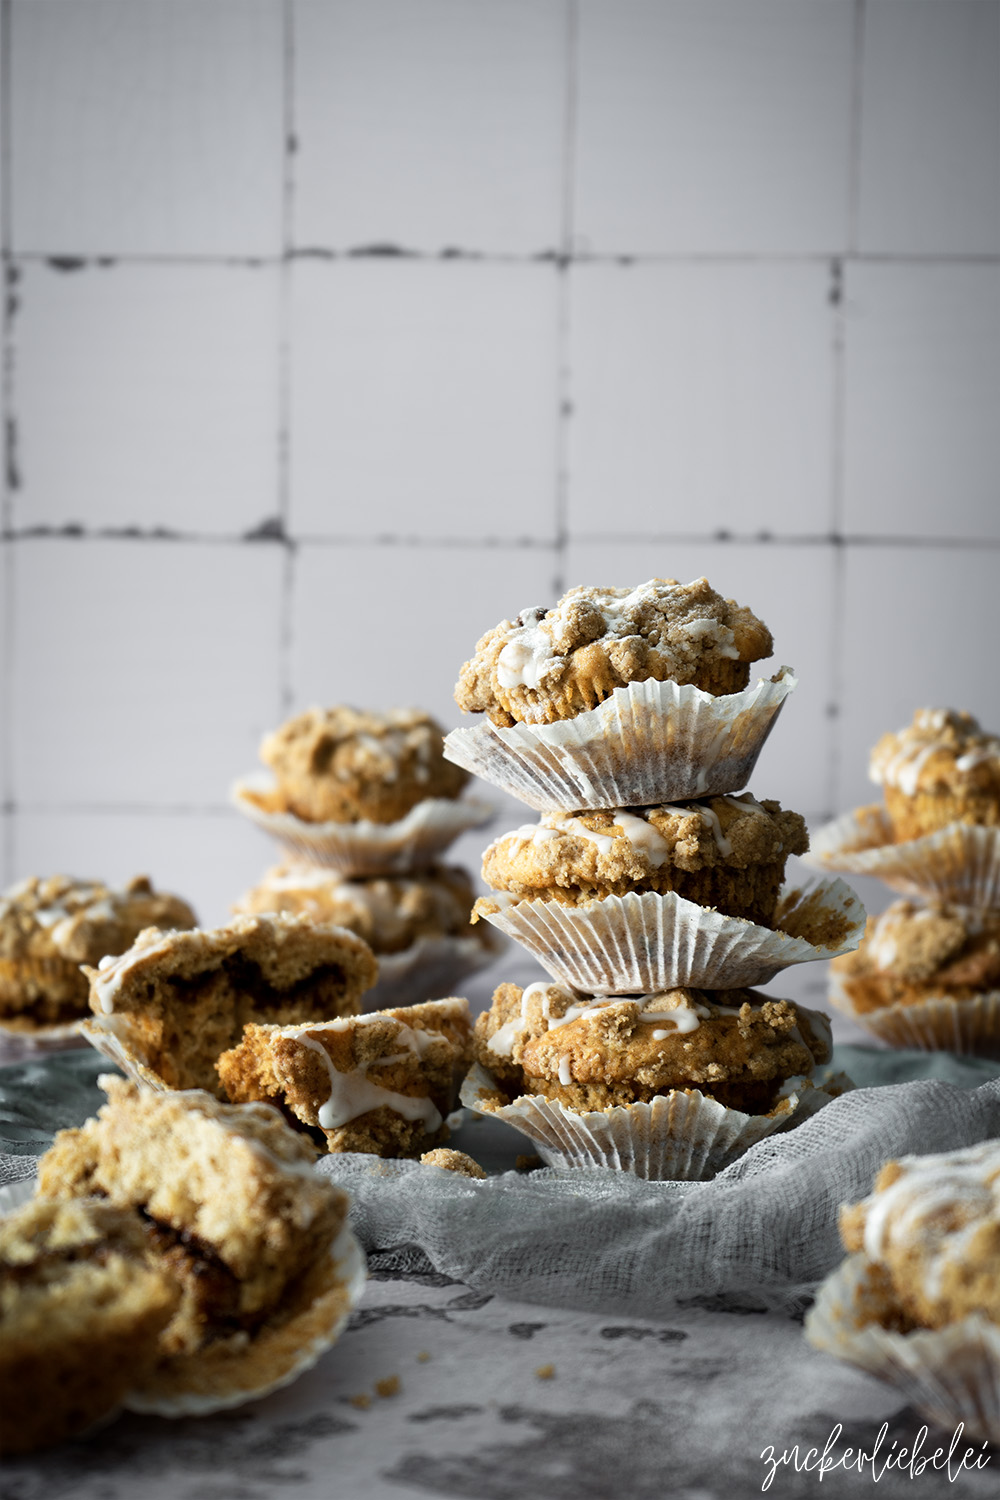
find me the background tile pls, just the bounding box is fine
[9,540,284,807]
[293,0,568,254]
[842,264,1000,540]
[574,0,854,253]
[858,1,1000,255]
[566,539,837,817]
[836,545,1000,812]
[10,0,284,256]
[568,263,835,537]
[289,261,561,540]
[14,262,282,535]
[8,810,274,930]
[289,542,559,733]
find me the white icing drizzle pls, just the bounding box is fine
[611,812,670,866]
[297,1030,443,1133]
[557,1056,573,1086]
[641,1006,702,1035]
[486,981,561,1056]
[496,607,559,690]
[92,938,177,1015]
[861,1142,1000,1299]
[678,616,740,658]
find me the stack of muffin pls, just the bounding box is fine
[443,577,865,1179]
[231,705,500,1011]
[813,708,1000,1056]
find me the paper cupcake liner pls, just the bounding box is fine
[78,1017,172,1091]
[443,668,797,813]
[460,1061,840,1180]
[0,1176,366,1419]
[477,874,866,994]
[363,927,505,1012]
[806,807,1000,908]
[827,971,1000,1059]
[126,1223,367,1416]
[232,775,494,875]
[805,1254,1000,1445]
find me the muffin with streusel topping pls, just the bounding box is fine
[829,899,1000,1055]
[260,706,468,825]
[462,979,841,1179]
[870,708,1000,844]
[455,577,773,729]
[476,796,809,930]
[0,874,196,1035]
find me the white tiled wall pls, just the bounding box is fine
[2,0,999,939]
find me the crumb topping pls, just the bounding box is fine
[455,577,773,726]
[870,708,1000,796]
[0,874,196,962]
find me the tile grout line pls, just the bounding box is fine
[277,0,296,715]
[1,0,14,879]
[553,0,579,598]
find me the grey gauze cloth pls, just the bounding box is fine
[3,1047,1000,1318]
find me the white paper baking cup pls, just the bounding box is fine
[827,970,1000,1059]
[0,1017,87,1065]
[363,927,505,1012]
[232,775,494,875]
[0,1178,367,1420]
[443,668,797,813]
[460,1061,839,1180]
[78,1017,172,1090]
[477,874,866,994]
[806,1253,1000,1445]
[807,807,1000,908]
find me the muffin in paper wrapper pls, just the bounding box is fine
[0,956,91,1052]
[476,874,866,994]
[806,806,1000,908]
[460,1060,847,1181]
[0,1176,366,1419]
[805,1253,1000,1446]
[362,927,505,1012]
[827,969,1000,1060]
[443,668,797,813]
[231,775,494,875]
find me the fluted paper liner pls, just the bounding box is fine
[477,874,866,994]
[0,1178,367,1420]
[460,1061,842,1181]
[827,970,1000,1059]
[362,927,505,1012]
[807,806,1000,908]
[806,1253,1000,1445]
[232,775,494,875]
[78,1017,172,1090]
[443,668,797,813]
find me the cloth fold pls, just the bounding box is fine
[3,1047,1000,1318]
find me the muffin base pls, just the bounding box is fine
[806,1253,1000,1446]
[884,784,1000,844]
[828,971,1000,1059]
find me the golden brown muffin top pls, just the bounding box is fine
[473,980,830,1099]
[869,708,1000,797]
[840,899,1000,988]
[0,874,196,962]
[479,796,808,902]
[233,862,476,955]
[259,705,469,824]
[454,577,773,727]
[838,1140,1000,1330]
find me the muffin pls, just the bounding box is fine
[806,1141,1000,1443]
[464,980,838,1179]
[474,981,831,1115]
[216,997,472,1157]
[870,709,1000,843]
[0,1196,178,1455]
[830,900,1000,1055]
[234,862,480,956]
[82,912,378,1093]
[455,576,774,729]
[259,706,469,825]
[0,874,196,1033]
[475,796,809,930]
[36,1076,354,1409]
